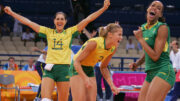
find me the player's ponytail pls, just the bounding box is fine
[99,26,107,38]
[99,23,122,38]
[158,16,166,23]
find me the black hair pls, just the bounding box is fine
[147,0,166,23]
[54,12,67,20]
[8,57,15,61]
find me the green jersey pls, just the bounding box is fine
[141,21,171,72]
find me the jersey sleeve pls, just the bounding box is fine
[38,26,53,37]
[66,25,79,38]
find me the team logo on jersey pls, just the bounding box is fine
[65,76,70,79]
[144,38,149,40]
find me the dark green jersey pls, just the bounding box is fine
[141,21,171,72]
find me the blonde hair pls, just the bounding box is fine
[99,23,122,38]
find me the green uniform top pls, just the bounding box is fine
[141,21,171,72]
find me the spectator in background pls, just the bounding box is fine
[22,58,35,71]
[83,28,97,39]
[73,2,85,23]
[3,57,19,70]
[170,40,180,66]
[71,0,93,31]
[13,18,23,37]
[34,32,47,46]
[22,28,35,46]
[1,23,10,36]
[169,40,180,101]
[137,42,142,54]
[126,38,135,53]
[80,28,97,43]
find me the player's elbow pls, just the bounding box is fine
[151,55,160,62]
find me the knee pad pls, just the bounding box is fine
[41,98,52,101]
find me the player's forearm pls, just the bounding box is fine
[136,53,145,66]
[77,6,108,32]
[10,12,40,32]
[85,7,107,23]
[11,12,32,26]
[100,67,114,87]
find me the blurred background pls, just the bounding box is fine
[0,0,180,101]
[0,0,180,70]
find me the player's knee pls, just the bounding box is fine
[41,98,52,101]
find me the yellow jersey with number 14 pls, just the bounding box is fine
[39,25,79,64]
[73,37,116,67]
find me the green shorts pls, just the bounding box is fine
[145,64,175,87]
[69,61,95,77]
[43,64,70,82]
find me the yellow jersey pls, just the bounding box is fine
[39,25,79,64]
[73,37,115,67]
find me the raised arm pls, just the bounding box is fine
[77,0,110,32]
[74,41,97,88]
[4,6,40,33]
[100,49,119,95]
[133,25,168,61]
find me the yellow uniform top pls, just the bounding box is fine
[73,37,116,67]
[39,25,79,64]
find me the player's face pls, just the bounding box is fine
[54,14,67,32]
[111,28,123,47]
[147,1,163,22]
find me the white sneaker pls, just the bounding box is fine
[33,97,41,101]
